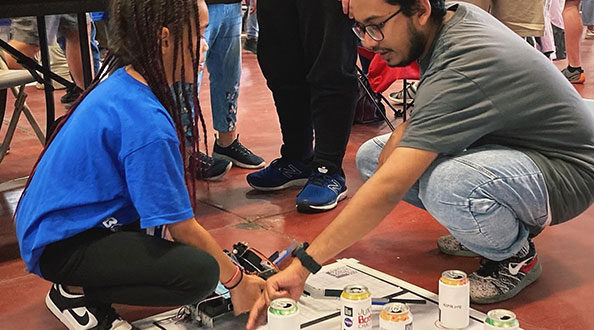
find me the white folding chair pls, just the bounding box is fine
[0,58,45,163]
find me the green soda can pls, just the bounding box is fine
[268,298,300,330]
[484,309,520,330]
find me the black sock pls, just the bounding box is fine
[567,65,582,73]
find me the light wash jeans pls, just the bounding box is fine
[197,3,242,132]
[356,133,550,261]
[245,0,259,39]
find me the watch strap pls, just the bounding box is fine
[293,242,322,274]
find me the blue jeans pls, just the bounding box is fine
[356,133,550,261]
[197,3,242,133]
[246,0,259,39]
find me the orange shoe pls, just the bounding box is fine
[561,66,586,84]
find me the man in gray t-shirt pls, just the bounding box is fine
[245,1,594,326]
[355,1,594,304]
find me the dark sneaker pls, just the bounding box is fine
[45,284,136,330]
[243,38,257,54]
[437,235,479,257]
[469,240,542,304]
[561,66,586,84]
[195,151,232,181]
[60,85,83,104]
[246,158,311,191]
[388,82,416,105]
[296,168,348,213]
[213,135,265,169]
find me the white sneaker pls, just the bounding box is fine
[45,284,136,330]
[388,82,417,105]
[586,29,594,40]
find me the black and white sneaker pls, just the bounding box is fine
[46,284,136,330]
[60,85,83,104]
[213,135,265,169]
[388,82,417,105]
[194,151,232,181]
[437,235,479,257]
[469,240,542,304]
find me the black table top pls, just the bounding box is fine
[0,0,109,18]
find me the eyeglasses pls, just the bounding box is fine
[352,8,403,41]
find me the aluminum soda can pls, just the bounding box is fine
[438,270,470,329]
[379,302,413,330]
[341,284,372,330]
[484,309,520,330]
[267,298,300,330]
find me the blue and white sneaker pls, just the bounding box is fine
[246,158,311,191]
[296,168,348,213]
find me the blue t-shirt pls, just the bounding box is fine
[16,68,194,276]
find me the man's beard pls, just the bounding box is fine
[390,21,427,67]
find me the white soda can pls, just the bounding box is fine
[439,270,470,329]
[380,302,413,330]
[267,298,300,330]
[484,309,520,330]
[341,284,372,330]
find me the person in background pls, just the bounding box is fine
[57,14,103,106]
[187,0,265,181]
[550,0,566,60]
[247,0,358,213]
[243,0,259,54]
[457,0,547,38]
[581,0,594,39]
[561,0,586,83]
[2,15,94,94]
[0,19,10,42]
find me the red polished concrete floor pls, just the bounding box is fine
[2,39,594,330]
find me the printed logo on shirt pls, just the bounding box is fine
[102,217,118,229]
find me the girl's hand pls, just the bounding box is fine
[229,273,266,315]
[246,261,309,329]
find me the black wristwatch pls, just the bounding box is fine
[292,242,322,274]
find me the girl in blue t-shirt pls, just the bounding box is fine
[15,1,265,329]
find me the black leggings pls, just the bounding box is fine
[39,228,219,307]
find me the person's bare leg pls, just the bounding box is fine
[217,130,237,147]
[563,0,583,67]
[2,40,39,69]
[64,23,93,89]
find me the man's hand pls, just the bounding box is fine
[340,0,353,18]
[250,0,257,14]
[230,274,266,315]
[246,262,309,330]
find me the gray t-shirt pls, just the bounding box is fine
[399,2,594,225]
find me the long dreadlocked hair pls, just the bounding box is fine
[18,0,207,211]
